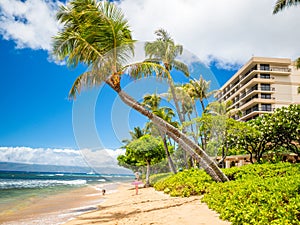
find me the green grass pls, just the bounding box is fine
[151,162,300,225]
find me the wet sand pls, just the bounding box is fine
[0,183,118,225]
[64,183,231,225]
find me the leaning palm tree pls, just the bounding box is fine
[52,0,228,182]
[145,29,189,125]
[273,0,300,14]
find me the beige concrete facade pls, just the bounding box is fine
[216,57,300,121]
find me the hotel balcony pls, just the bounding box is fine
[239,106,274,121]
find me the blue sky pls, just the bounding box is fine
[0,0,299,168]
[0,40,82,148]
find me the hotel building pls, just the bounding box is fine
[216,57,300,121]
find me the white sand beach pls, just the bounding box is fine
[64,183,231,225]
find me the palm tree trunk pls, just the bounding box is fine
[107,80,228,182]
[159,131,177,174]
[187,113,198,144]
[200,100,205,112]
[168,81,189,168]
[146,161,150,187]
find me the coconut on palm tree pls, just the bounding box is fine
[52,0,228,182]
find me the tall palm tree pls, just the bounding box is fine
[205,100,241,167]
[142,93,161,111]
[145,29,189,126]
[122,126,146,146]
[52,0,228,182]
[273,0,300,14]
[152,107,178,174]
[162,84,196,167]
[185,76,216,113]
[129,127,145,140]
[143,93,177,173]
[206,100,240,117]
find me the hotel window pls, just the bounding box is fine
[253,105,259,111]
[260,74,270,79]
[261,84,271,91]
[260,64,270,71]
[261,104,272,111]
[261,93,271,99]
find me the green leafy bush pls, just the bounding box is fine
[149,173,172,186]
[154,168,213,197]
[153,162,300,224]
[202,175,300,224]
[224,162,300,180]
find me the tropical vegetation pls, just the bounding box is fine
[53,0,300,187]
[52,0,228,182]
[118,134,165,187]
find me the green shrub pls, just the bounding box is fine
[223,162,300,181]
[154,168,213,197]
[202,175,300,224]
[149,173,172,186]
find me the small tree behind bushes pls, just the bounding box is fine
[225,104,300,162]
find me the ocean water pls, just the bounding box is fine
[0,171,133,203]
[0,171,134,224]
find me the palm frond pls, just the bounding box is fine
[143,58,162,64]
[273,0,300,14]
[172,60,189,77]
[68,68,108,99]
[155,29,173,42]
[52,0,134,68]
[123,62,169,80]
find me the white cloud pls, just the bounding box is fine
[0,0,299,68]
[0,146,124,167]
[118,0,300,67]
[106,148,126,161]
[80,148,125,167]
[0,0,60,50]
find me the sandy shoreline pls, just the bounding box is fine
[64,183,231,225]
[0,183,115,225]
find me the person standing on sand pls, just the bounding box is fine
[133,172,141,195]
